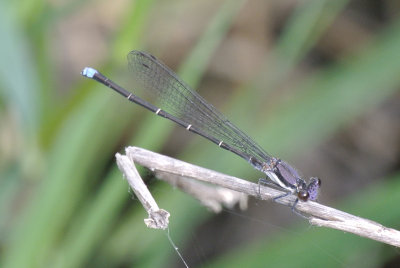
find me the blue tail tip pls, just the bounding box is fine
[81,67,98,78]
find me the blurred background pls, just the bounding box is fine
[1,0,400,267]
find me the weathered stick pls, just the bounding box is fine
[116,146,400,247]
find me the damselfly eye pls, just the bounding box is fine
[298,190,309,201]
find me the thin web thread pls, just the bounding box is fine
[166,228,189,268]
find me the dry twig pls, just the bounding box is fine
[116,146,400,247]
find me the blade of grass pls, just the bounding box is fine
[275,0,349,67]
[227,0,349,129]
[0,2,40,135]
[2,1,155,264]
[262,16,400,157]
[1,91,133,267]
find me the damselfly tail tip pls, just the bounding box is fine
[81,67,98,78]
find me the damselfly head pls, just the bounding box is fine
[307,177,321,201]
[296,177,321,201]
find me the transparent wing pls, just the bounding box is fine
[127,50,271,164]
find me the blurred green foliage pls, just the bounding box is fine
[1,0,400,267]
